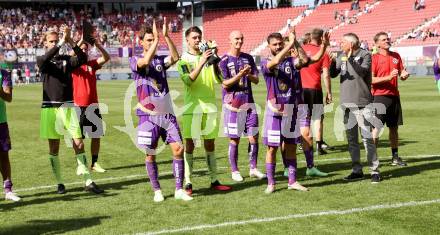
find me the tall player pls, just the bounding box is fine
[0,61,20,201]
[37,25,103,194]
[177,26,232,195]
[261,31,309,194]
[219,30,266,182]
[301,28,333,156]
[72,36,110,173]
[130,19,192,202]
[371,32,410,166]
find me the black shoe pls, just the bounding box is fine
[57,184,66,194]
[184,183,193,196]
[371,174,381,184]
[391,156,407,166]
[321,141,334,150]
[316,147,328,155]
[85,182,104,194]
[343,172,364,181]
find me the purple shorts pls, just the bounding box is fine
[223,108,259,138]
[262,114,301,147]
[0,123,11,152]
[137,114,182,150]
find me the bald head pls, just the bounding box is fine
[229,30,244,51]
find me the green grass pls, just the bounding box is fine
[1,76,440,234]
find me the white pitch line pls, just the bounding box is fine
[138,198,440,235]
[13,154,440,193]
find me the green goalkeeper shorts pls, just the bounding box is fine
[40,107,82,139]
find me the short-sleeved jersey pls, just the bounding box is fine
[0,69,12,123]
[300,44,330,90]
[130,55,173,116]
[219,53,258,108]
[261,57,302,115]
[371,51,404,96]
[177,51,222,114]
[72,59,100,107]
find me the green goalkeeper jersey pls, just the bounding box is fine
[177,51,222,115]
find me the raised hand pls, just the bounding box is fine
[162,17,168,37]
[322,31,330,47]
[288,26,296,45]
[290,48,299,58]
[200,49,213,65]
[152,19,159,40]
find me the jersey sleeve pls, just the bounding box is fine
[129,56,139,72]
[219,55,230,80]
[260,59,272,79]
[396,53,404,72]
[322,53,330,69]
[177,59,193,86]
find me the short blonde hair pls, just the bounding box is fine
[43,31,58,42]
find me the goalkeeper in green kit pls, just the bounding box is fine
[177,26,232,195]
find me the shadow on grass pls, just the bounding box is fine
[303,155,440,187]
[319,139,419,155]
[0,216,110,235]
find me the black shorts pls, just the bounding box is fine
[79,106,104,139]
[373,95,403,128]
[302,88,324,120]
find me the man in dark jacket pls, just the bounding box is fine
[37,25,103,194]
[330,33,381,184]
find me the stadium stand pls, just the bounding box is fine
[329,0,440,47]
[203,6,306,55]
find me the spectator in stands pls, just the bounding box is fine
[351,0,360,11]
[334,10,339,20]
[349,16,358,24]
[419,0,426,9]
[364,2,371,13]
[287,18,292,28]
[387,31,392,41]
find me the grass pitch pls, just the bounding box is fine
[1,76,440,234]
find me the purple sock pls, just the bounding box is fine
[304,149,315,168]
[173,159,184,190]
[248,143,258,169]
[266,163,276,185]
[229,142,239,172]
[3,179,12,193]
[145,161,160,191]
[285,158,297,185]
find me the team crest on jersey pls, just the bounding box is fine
[392,58,399,64]
[285,66,291,74]
[155,64,163,72]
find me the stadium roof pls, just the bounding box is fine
[0,0,210,2]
